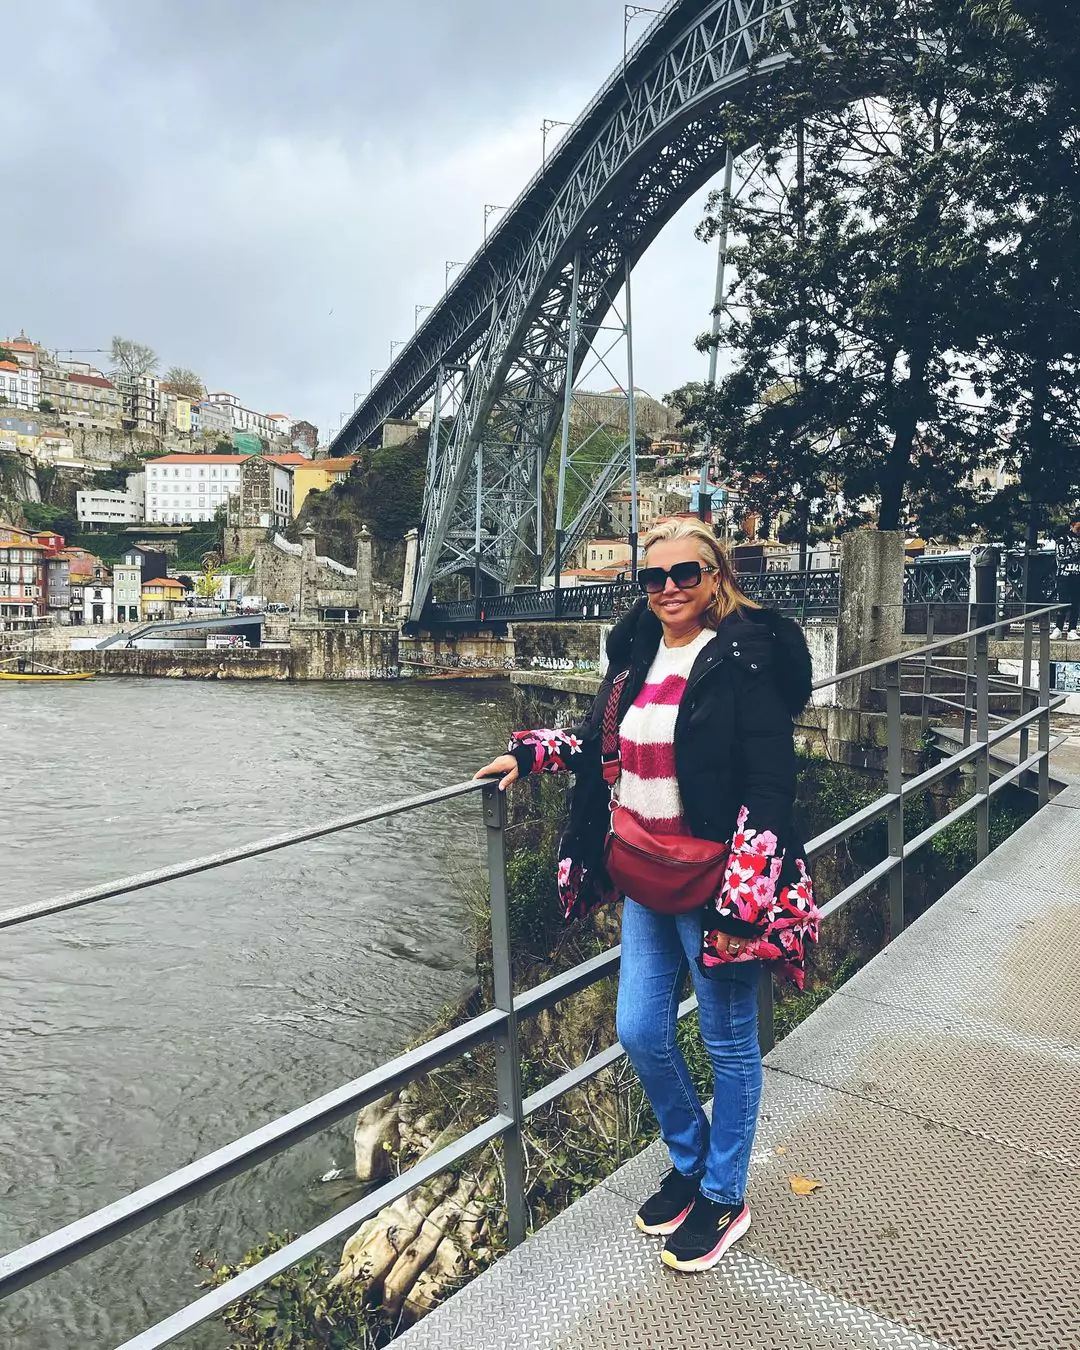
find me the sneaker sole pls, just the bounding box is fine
[660,1206,751,1272]
[635,1201,694,1237]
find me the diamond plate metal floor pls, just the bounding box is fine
[393,788,1080,1350]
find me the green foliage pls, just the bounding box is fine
[348,436,427,543]
[928,794,1035,874]
[194,1237,394,1349]
[37,399,55,413]
[684,0,1080,540]
[20,500,78,540]
[0,345,15,364]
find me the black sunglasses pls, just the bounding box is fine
[638,561,717,594]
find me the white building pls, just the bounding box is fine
[192,400,233,439]
[145,453,245,523]
[0,360,41,411]
[205,392,280,441]
[77,473,146,527]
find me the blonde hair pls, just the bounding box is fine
[642,517,759,628]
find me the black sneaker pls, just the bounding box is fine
[661,1195,751,1271]
[634,1167,700,1236]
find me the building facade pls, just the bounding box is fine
[77,472,146,527]
[116,373,167,433]
[39,370,121,429]
[141,576,186,618]
[145,454,245,523]
[231,456,294,533]
[205,392,280,441]
[0,527,48,628]
[585,539,634,571]
[0,360,41,411]
[113,550,143,623]
[71,561,113,625]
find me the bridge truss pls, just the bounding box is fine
[332,0,854,622]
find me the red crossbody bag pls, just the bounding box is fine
[600,671,728,915]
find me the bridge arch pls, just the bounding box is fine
[333,0,856,620]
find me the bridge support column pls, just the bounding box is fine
[355,526,374,621]
[299,526,318,621]
[399,527,420,625]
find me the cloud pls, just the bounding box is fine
[2,0,727,438]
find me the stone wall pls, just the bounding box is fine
[290,623,401,680]
[43,647,293,680]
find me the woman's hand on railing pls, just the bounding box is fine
[474,754,521,791]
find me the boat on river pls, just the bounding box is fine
[0,669,95,681]
[0,653,94,682]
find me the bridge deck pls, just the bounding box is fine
[395,787,1080,1350]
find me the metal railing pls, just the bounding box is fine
[427,579,640,626]
[424,553,1065,629]
[737,567,840,618]
[0,605,1064,1350]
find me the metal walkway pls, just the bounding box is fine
[395,787,1080,1350]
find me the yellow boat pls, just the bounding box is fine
[0,670,95,681]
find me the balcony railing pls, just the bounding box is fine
[0,605,1064,1350]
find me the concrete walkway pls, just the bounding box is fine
[394,788,1080,1350]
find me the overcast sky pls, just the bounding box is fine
[2,0,728,440]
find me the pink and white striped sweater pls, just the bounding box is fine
[614,628,715,835]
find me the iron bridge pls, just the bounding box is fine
[333,0,856,622]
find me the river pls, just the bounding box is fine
[0,677,512,1350]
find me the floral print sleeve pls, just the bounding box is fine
[702,805,821,990]
[508,728,584,775]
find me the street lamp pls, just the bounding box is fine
[484,204,508,241]
[415,304,433,331]
[445,260,466,292]
[369,368,384,392]
[390,340,406,363]
[623,6,661,90]
[542,119,571,168]
[353,391,362,410]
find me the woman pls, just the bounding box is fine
[475,518,819,1273]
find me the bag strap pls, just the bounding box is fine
[601,670,629,787]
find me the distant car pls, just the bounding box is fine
[265,602,291,614]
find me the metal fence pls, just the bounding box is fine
[426,553,1064,629]
[0,605,1064,1350]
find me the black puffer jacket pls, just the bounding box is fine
[509,601,820,987]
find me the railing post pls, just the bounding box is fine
[482,782,527,1248]
[757,969,775,1057]
[920,605,934,734]
[962,634,975,748]
[975,629,991,863]
[885,661,904,940]
[1019,607,1035,790]
[1038,611,1052,808]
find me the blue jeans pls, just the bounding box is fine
[616,898,763,1206]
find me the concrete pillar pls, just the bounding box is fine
[300,525,318,620]
[399,527,420,624]
[837,529,905,710]
[356,526,374,620]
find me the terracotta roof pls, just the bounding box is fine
[141,577,185,591]
[322,457,359,471]
[0,360,19,372]
[4,340,38,352]
[265,453,308,466]
[67,373,115,390]
[149,453,249,465]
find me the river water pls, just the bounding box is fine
[0,677,511,1350]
